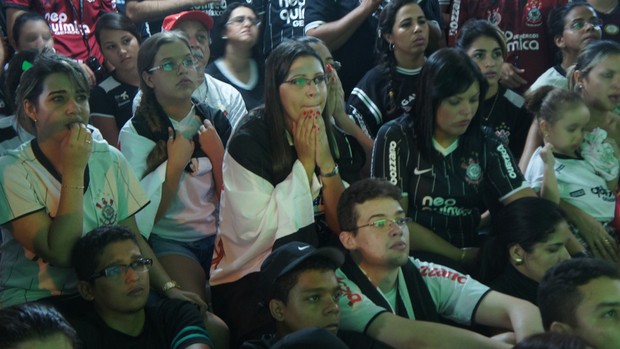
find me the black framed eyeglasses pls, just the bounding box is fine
[282,75,327,88]
[567,18,603,31]
[148,57,196,73]
[354,217,412,230]
[88,258,153,281]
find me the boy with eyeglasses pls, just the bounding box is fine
[334,178,545,348]
[69,225,214,349]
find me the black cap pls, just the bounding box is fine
[259,241,344,301]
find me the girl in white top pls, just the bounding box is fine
[525,86,619,258]
[119,32,229,302]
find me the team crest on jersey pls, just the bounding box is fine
[494,123,511,146]
[461,156,482,185]
[96,197,117,225]
[525,0,543,27]
[487,9,502,25]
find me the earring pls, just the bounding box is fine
[514,257,523,265]
[577,83,583,91]
[389,43,395,51]
[222,35,228,39]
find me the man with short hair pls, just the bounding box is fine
[69,225,216,349]
[335,178,544,349]
[538,258,620,349]
[132,10,247,130]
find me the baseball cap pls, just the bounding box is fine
[260,241,345,301]
[162,10,214,32]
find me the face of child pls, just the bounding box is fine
[543,102,590,157]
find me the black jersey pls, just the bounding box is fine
[479,86,532,160]
[347,65,421,139]
[372,117,527,247]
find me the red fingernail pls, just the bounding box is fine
[326,64,333,73]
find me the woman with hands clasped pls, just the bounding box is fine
[119,31,231,302]
[209,40,345,344]
[0,52,203,309]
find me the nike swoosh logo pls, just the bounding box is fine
[298,246,311,251]
[414,167,432,175]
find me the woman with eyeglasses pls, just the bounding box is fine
[372,48,535,274]
[529,3,602,92]
[206,3,264,110]
[119,31,231,303]
[0,52,203,309]
[209,39,344,345]
[346,0,429,140]
[89,13,142,147]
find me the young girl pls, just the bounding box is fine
[119,31,230,302]
[457,19,532,160]
[90,13,141,147]
[524,86,619,256]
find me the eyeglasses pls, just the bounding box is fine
[148,57,196,73]
[566,18,603,31]
[226,15,261,27]
[88,258,153,281]
[282,75,327,88]
[353,217,412,231]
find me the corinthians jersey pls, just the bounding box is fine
[372,117,528,247]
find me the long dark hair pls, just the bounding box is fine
[411,48,487,163]
[479,197,567,282]
[262,40,337,183]
[376,0,426,118]
[136,31,193,177]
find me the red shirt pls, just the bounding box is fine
[4,0,115,63]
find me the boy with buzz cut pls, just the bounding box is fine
[538,257,620,349]
[69,225,216,349]
[335,178,544,349]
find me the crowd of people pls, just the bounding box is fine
[0,0,620,348]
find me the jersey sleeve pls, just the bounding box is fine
[304,0,336,32]
[118,121,161,236]
[89,85,116,119]
[413,258,491,325]
[0,153,44,225]
[335,268,389,334]
[108,145,150,223]
[447,0,473,46]
[524,146,544,192]
[483,138,530,202]
[371,120,412,194]
[158,299,214,349]
[347,70,385,139]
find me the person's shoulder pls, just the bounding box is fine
[377,115,411,136]
[206,74,243,97]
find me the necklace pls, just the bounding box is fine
[483,91,500,122]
